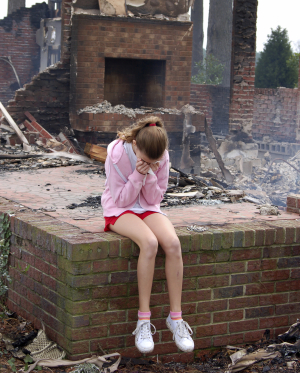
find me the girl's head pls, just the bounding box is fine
[117,116,168,161]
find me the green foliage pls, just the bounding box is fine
[8,357,17,372]
[255,26,299,88]
[24,354,34,371]
[191,54,224,85]
[0,214,12,298]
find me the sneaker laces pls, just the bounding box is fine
[132,322,156,340]
[172,320,193,340]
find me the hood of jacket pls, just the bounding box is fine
[107,139,125,164]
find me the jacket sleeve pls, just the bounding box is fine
[141,152,169,205]
[106,155,145,208]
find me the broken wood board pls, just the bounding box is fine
[84,143,107,163]
[166,191,204,198]
[0,102,29,145]
[204,117,234,184]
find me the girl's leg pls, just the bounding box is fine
[143,214,183,312]
[109,213,158,312]
[143,214,194,353]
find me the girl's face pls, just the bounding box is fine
[132,140,162,165]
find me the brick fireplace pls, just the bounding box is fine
[70,14,204,169]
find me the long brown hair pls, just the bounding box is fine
[117,116,168,160]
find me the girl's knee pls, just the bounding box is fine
[140,236,158,259]
[163,236,182,258]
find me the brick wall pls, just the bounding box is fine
[190,85,300,142]
[70,15,193,130]
[2,195,300,361]
[6,63,71,135]
[252,88,298,142]
[60,0,72,64]
[0,3,49,106]
[190,84,230,135]
[228,0,258,136]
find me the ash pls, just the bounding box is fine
[67,195,102,210]
[77,100,183,119]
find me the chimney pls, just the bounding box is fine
[7,0,26,15]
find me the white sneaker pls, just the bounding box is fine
[132,320,156,354]
[166,315,194,352]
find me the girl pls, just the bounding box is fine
[101,116,194,354]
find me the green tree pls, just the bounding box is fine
[255,26,299,88]
[191,54,224,85]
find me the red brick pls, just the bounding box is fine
[247,259,277,272]
[213,334,243,347]
[181,289,211,302]
[259,293,288,306]
[184,264,214,277]
[213,310,243,323]
[229,296,259,309]
[276,280,300,292]
[198,300,227,313]
[231,248,261,261]
[196,323,227,337]
[229,319,259,333]
[246,282,274,295]
[91,311,126,325]
[276,303,300,315]
[215,262,246,274]
[260,316,289,329]
[261,270,290,282]
[244,330,265,343]
[231,272,260,285]
[198,275,229,289]
[110,296,139,310]
[90,336,125,351]
[109,321,136,336]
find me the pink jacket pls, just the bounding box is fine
[101,139,169,217]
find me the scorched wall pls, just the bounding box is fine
[0,3,49,106]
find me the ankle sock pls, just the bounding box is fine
[169,311,182,330]
[137,310,151,326]
[170,311,182,320]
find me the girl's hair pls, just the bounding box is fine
[117,116,168,160]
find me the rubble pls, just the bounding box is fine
[258,204,280,216]
[77,100,185,119]
[200,133,300,208]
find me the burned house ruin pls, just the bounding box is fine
[1,0,300,363]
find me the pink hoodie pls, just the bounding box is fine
[101,139,169,217]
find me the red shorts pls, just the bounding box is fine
[104,210,157,232]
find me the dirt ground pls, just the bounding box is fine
[0,303,299,373]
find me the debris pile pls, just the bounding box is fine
[201,135,300,207]
[0,104,92,171]
[164,166,249,207]
[77,100,186,119]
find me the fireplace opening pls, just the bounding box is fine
[104,58,166,109]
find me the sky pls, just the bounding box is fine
[1,0,300,52]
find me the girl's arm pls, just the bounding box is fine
[106,156,145,208]
[141,152,169,205]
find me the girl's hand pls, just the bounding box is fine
[136,159,150,175]
[150,162,160,173]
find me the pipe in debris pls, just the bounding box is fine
[259,158,300,185]
[0,57,21,88]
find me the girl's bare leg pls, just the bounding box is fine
[109,214,158,312]
[143,214,183,312]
